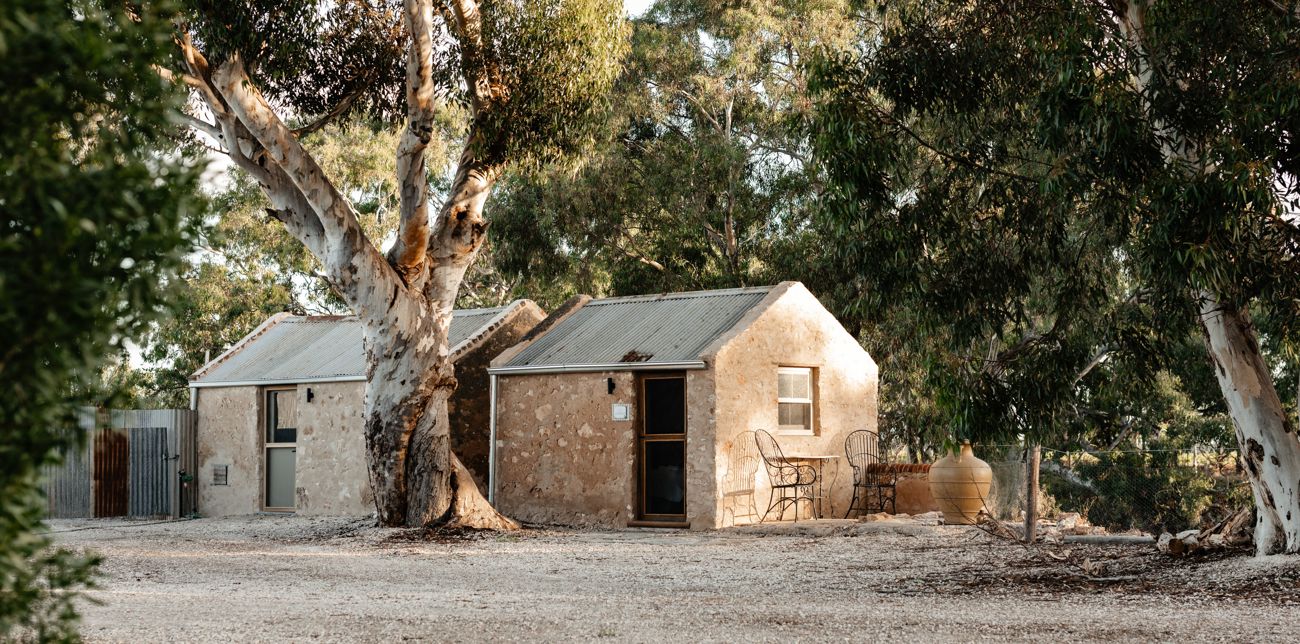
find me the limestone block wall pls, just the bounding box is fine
[196,382,372,516]
[708,283,879,527]
[684,368,718,529]
[494,371,639,527]
[293,381,370,515]
[196,386,261,517]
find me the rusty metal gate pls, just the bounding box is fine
[93,428,129,517]
[44,408,196,519]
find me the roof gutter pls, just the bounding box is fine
[487,360,706,376]
[188,375,367,389]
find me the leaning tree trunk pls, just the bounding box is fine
[1199,297,1300,555]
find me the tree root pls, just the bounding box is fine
[443,451,520,531]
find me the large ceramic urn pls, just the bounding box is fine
[928,440,992,525]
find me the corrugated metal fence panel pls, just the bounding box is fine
[128,426,169,516]
[93,427,129,517]
[174,410,198,517]
[43,441,92,518]
[43,408,198,519]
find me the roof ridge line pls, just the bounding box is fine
[585,284,776,305]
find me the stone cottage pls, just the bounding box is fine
[189,300,545,516]
[488,282,878,529]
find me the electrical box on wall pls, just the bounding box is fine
[611,403,631,421]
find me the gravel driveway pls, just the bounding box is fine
[49,515,1299,643]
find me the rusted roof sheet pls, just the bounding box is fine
[499,286,774,370]
[191,305,514,385]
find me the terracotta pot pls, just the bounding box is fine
[928,440,992,525]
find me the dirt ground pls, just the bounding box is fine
[49,515,1299,643]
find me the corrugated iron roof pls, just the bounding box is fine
[500,286,774,370]
[192,305,514,385]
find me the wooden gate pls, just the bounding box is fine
[93,428,129,517]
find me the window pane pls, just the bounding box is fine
[644,378,685,435]
[267,390,297,443]
[778,373,796,398]
[778,370,810,399]
[644,440,685,515]
[779,402,810,429]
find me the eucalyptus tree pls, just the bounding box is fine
[169,0,626,528]
[490,0,856,298]
[811,0,1300,553]
[1,0,199,637]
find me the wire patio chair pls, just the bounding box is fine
[844,429,897,517]
[721,430,760,525]
[754,429,817,522]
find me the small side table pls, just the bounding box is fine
[789,455,842,519]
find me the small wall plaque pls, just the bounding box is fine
[611,403,632,421]
[212,464,229,486]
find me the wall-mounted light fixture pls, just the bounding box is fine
[607,378,615,395]
[306,387,315,403]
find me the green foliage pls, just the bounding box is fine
[491,0,855,304]
[184,1,406,120]
[183,0,628,171]
[0,0,199,638]
[479,0,630,170]
[807,1,1297,447]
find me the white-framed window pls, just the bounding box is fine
[777,366,815,434]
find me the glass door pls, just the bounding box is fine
[638,374,687,521]
[264,387,297,510]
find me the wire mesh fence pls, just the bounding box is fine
[981,445,1251,535]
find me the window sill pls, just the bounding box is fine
[775,429,816,437]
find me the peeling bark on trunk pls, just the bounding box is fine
[1199,297,1300,555]
[175,0,518,530]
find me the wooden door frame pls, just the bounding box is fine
[261,385,298,512]
[634,372,689,526]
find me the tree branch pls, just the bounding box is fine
[291,85,367,138]
[448,0,496,113]
[211,54,406,320]
[178,112,223,142]
[388,0,439,286]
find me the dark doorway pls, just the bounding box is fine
[638,374,687,521]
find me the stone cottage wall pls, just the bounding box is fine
[707,283,879,527]
[196,386,262,516]
[293,381,370,514]
[196,381,372,516]
[494,371,639,527]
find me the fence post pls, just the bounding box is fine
[1024,443,1041,543]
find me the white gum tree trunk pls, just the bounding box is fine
[1200,298,1300,554]
[1111,1,1300,553]
[175,0,517,529]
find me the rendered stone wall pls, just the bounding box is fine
[707,283,879,527]
[195,386,261,516]
[293,381,370,515]
[196,382,371,516]
[494,371,639,527]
